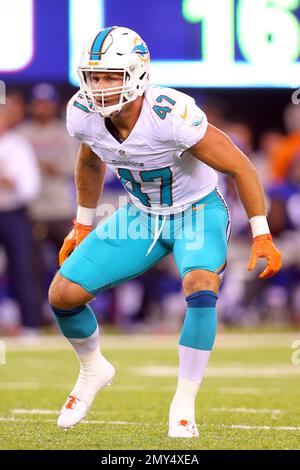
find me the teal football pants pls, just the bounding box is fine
[59,188,231,295]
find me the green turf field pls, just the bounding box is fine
[0,332,299,450]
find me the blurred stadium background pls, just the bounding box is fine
[0,0,300,450]
[1,0,300,335]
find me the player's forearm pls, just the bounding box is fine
[75,162,103,207]
[75,144,106,209]
[231,161,267,219]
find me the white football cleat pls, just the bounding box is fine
[168,419,199,438]
[57,356,115,429]
[57,395,89,429]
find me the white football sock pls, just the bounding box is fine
[169,378,200,423]
[178,345,211,382]
[66,326,115,406]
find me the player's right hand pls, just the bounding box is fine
[59,219,92,267]
[247,233,282,279]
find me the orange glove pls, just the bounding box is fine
[247,234,282,279]
[59,219,92,267]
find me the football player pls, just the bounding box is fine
[48,27,282,437]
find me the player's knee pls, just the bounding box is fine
[48,273,92,309]
[183,269,220,297]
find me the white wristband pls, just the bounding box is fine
[249,215,270,238]
[76,205,96,226]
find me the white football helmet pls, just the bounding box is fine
[77,26,150,117]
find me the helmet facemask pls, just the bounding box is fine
[78,63,148,118]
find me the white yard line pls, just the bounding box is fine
[1,416,300,432]
[12,409,58,415]
[217,387,281,395]
[12,407,284,417]
[1,416,144,426]
[0,383,41,390]
[132,365,300,378]
[3,383,174,392]
[210,407,283,415]
[0,383,75,390]
[223,424,300,431]
[10,407,286,415]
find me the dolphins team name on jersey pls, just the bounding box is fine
[66,86,218,215]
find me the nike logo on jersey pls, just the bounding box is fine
[181,105,188,120]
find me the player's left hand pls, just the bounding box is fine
[247,234,282,279]
[59,220,92,267]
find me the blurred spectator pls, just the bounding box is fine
[225,121,253,154]
[0,105,41,335]
[18,83,76,310]
[5,90,26,128]
[268,156,300,236]
[202,96,229,130]
[252,130,284,187]
[264,156,300,325]
[270,102,300,182]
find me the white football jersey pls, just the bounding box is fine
[66,86,218,215]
